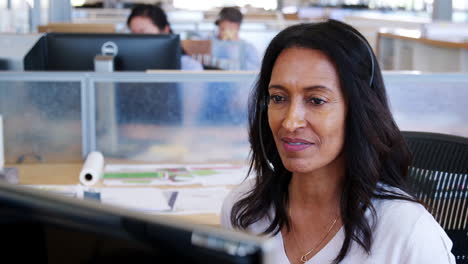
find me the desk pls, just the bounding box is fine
[12,163,223,227]
[377,29,468,72]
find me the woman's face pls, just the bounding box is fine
[268,47,347,174]
[129,16,163,34]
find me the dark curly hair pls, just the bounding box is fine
[231,20,418,263]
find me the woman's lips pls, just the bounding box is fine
[281,137,314,152]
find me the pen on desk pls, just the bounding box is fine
[168,191,179,210]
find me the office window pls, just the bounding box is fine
[173,0,277,11]
[309,0,429,11]
[0,0,30,33]
[370,0,428,10]
[454,0,468,10]
[71,0,86,6]
[343,0,364,4]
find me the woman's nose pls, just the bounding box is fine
[282,100,306,132]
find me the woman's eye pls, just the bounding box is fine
[310,97,326,105]
[270,95,285,103]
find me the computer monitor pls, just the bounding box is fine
[24,33,181,71]
[0,182,278,264]
[23,33,183,127]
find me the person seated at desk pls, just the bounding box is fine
[221,20,456,263]
[113,3,203,131]
[213,6,261,70]
[194,7,261,124]
[127,4,203,71]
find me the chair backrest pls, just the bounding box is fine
[402,131,468,263]
[181,40,212,56]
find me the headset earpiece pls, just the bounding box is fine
[259,94,275,172]
[260,95,269,111]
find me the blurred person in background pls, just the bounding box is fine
[121,4,203,130]
[213,6,261,70]
[127,4,203,70]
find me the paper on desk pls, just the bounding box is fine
[187,164,250,186]
[102,163,245,186]
[99,187,171,212]
[0,167,19,184]
[105,164,185,172]
[23,184,84,199]
[103,164,200,186]
[159,187,231,215]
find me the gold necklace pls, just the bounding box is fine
[289,207,339,263]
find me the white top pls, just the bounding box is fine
[181,54,203,70]
[221,179,456,264]
[210,37,261,70]
[242,40,261,70]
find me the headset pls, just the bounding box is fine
[259,96,275,171]
[349,30,375,88]
[258,29,375,172]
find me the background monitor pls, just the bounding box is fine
[23,33,183,127]
[24,33,181,71]
[0,182,278,264]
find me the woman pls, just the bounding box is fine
[221,20,455,263]
[127,4,203,70]
[123,4,203,126]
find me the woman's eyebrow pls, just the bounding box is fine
[268,84,333,93]
[303,85,333,93]
[268,84,286,90]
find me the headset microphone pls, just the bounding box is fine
[259,96,275,172]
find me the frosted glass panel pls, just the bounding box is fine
[1,72,467,165]
[0,81,82,163]
[94,81,251,163]
[386,78,468,137]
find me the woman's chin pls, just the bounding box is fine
[282,158,318,174]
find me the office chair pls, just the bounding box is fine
[402,131,468,264]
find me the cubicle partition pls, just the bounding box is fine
[0,73,85,163]
[0,71,467,164]
[0,71,257,164]
[384,72,468,137]
[91,72,256,163]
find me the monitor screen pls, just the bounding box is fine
[23,33,183,126]
[0,182,278,264]
[24,33,181,71]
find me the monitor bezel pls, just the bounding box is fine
[0,181,278,263]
